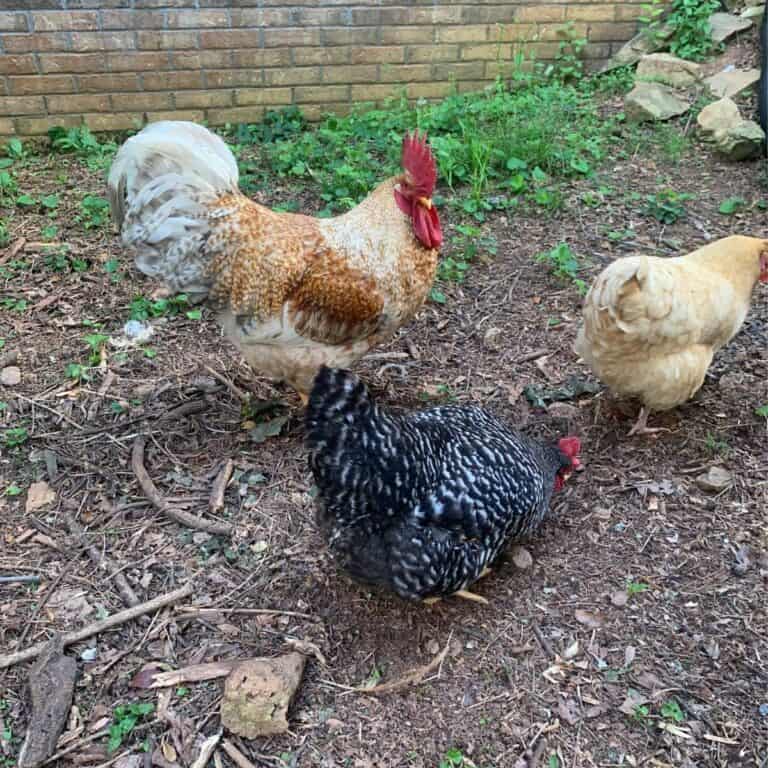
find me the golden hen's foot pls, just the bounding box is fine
[627,406,670,437]
[298,391,309,407]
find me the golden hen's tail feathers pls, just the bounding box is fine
[107,121,240,297]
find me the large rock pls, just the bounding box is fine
[704,67,760,98]
[708,12,753,43]
[741,4,764,20]
[602,24,674,71]
[697,97,766,161]
[636,53,702,88]
[624,81,690,123]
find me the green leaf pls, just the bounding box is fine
[185,309,202,320]
[16,194,36,207]
[40,194,59,210]
[755,405,768,418]
[718,197,745,215]
[249,414,290,444]
[5,483,22,496]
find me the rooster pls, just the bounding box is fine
[108,122,442,402]
[306,367,581,604]
[575,236,768,435]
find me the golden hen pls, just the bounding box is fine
[108,122,441,400]
[575,236,768,435]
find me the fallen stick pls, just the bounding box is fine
[86,370,116,422]
[354,637,450,695]
[62,511,140,609]
[220,740,258,768]
[209,459,234,513]
[131,437,233,537]
[190,731,222,768]
[0,582,194,670]
[175,606,315,621]
[0,575,40,585]
[131,660,240,689]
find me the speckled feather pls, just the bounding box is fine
[305,368,574,602]
[108,121,439,393]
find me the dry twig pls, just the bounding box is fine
[209,459,234,513]
[131,437,233,536]
[0,582,194,669]
[220,740,258,768]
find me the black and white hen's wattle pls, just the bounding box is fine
[305,367,581,602]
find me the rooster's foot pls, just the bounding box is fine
[627,407,670,437]
[454,590,489,605]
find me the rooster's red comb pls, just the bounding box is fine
[401,130,437,197]
[558,437,581,468]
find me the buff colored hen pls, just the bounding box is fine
[108,122,442,401]
[575,236,768,435]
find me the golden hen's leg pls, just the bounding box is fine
[298,392,309,407]
[627,406,669,437]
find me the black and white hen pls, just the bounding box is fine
[305,367,581,604]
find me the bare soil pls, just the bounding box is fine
[1,115,767,768]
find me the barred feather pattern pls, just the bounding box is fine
[305,368,572,601]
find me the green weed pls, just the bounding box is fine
[535,242,587,293]
[2,427,29,448]
[755,405,768,418]
[49,125,117,171]
[644,189,693,224]
[718,197,745,215]
[439,748,465,768]
[107,702,154,753]
[0,220,9,248]
[129,293,190,321]
[661,699,685,722]
[1,298,27,313]
[78,195,111,229]
[626,580,650,597]
[0,171,17,201]
[663,0,722,61]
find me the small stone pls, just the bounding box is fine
[511,545,533,570]
[0,366,21,387]
[715,120,766,161]
[624,82,690,123]
[697,97,765,161]
[636,53,702,89]
[547,402,578,420]
[759,703,768,717]
[220,653,306,738]
[704,68,760,99]
[26,481,56,513]
[741,4,764,19]
[708,11,752,43]
[482,327,504,352]
[603,24,674,70]
[695,466,733,493]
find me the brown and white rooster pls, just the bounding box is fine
[108,122,442,401]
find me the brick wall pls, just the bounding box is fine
[0,2,645,137]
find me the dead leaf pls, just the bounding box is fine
[25,481,56,513]
[161,739,178,763]
[114,756,142,768]
[732,545,751,576]
[635,671,665,691]
[574,609,604,629]
[511,545,533,570]
[624,646,636,667]
[618,689,649,716]
[0,366,21,387]
[562,640,580,660]
[610,590,628,607]
[284,638,327,666]
[248,414,290,444]
[703,638,720,660]
[220,653,306,738]
[558,698,580,725]
[326,718,344,733]
[48,588,93,622]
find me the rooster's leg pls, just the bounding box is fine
[453,590,489,605]
[298,392,309,407]
[627,406,669,437]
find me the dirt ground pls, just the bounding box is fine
[1,106,767,768]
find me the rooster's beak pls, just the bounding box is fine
[417,196,433,210]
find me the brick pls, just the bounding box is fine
[102,10,165,29]
[16,114,82,136]
[174,89,232,108]
[47,93,110,113]
[321,27,377,46]
[378,63,431,83]
[460,43,511,61]
[566,4,616,22]
[537,23,587,42]
[462,6,516,24]
[264,27,321,47]
[8,74,74,94]
[167,10,229,28]
[457,79,489,93]
[205,69,261,88]
[199,29,260,49]
[143,70,204,90]
[0,95,44,115]
[492,24,536,43]
[40,53,105,73]
[67,0,133,7]
[351,46,404,64]
[71,31,136,51]
[234,87,292,106]
[0,54,37,75]
[293,46,348,66]
[264,67,320,86]
[0,0,60,7]
[137,31,198,50]
[433,61,485,81]
[3,33,70,53]
[350,83,398,102]
[406,82,454,99]
[294,7,345,26]
[232,49,289,67]
[407,44,459,63]
[107,51,170,71]
[514,6,565,24]
[0,12,28,32]
[437,25,488,43]
[147,109,204,122]
[0,117,14,134]
[134,0,196,7]
[78,73,139,92]
[582,42,612,60]
[380,6,462,25]
[84,112,144,131]
[112,92,171,111]
[349,8,380,25]
[380,26,434,45]
[206,105,264,125]
[322,64,377,84]
[32,11,98,31]
[228,8,263,26]
[588,22,637,42]
[616,5,646,22]
[294,84,348,103]
[175,49,233,68]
